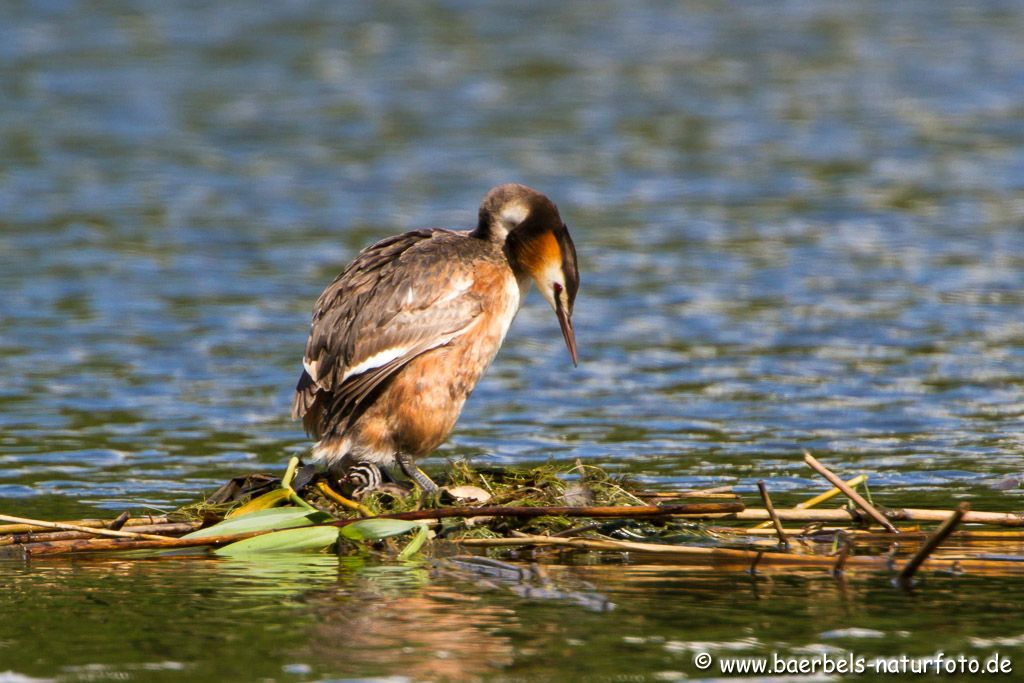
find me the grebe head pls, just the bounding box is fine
[475,184,579,366]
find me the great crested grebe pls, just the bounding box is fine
[292,184,579,493]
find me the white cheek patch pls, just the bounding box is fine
[538,261,564,312]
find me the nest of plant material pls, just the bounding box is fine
[3,452,1024,588]
[301,460,675,538]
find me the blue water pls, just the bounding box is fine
[2,2,1024,680]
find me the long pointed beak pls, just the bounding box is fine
[555,302,578,367]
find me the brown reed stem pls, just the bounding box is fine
[0,515,170,535]
[326,501,746,525]
[0,514,180,542]
[752,474,867,529]
[2,522,200,546]
[756,480,789,550]
[711,508,1024,527]
[898,503,970,583]
[107,511,131,531]
[803,451,899,533]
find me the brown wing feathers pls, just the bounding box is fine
[303,229,435,391]
[293,229,484,439]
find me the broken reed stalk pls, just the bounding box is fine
[0,514,180,542]
[708,526,1024,545]
[636,492,738,500]
[898,503,970,583]
[326,501,746,525]
[752,474,867,529]
[713,508,1024,527]
[636,486,738,501]
[886,508,1023,526]
[108,511,131,531]
[692,485,736,495]
[756,480,789,549]
[2,530,270,557]
[0,522,201,546]
[803,451,899,533]
[5,501,746,557]
[0,515,171,535]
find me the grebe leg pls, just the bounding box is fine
[395,452,439,494]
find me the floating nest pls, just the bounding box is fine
[3,454,1024,586]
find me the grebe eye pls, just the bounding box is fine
[553,282,563,295]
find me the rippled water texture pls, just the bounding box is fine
[2,1,1024,681]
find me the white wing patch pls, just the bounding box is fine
[303,358,320,382]
[337,279,478,383]
[341,344,417,382]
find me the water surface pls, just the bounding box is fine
[2,1,1024,680]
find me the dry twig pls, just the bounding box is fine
[803,452,899,533]
[753,474,867,529]
[898,503,970,583]
[0,515,170,535]
[0,514,180,542]
[757,480,789,549]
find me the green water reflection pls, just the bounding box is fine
[4,555,1024,681]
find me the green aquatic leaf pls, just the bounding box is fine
[339,518,431,559]
[214,526,340,556]
[226,488,294,518]
[181,507,329,540]
[397,524,430,561]
[340,518,424,541]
